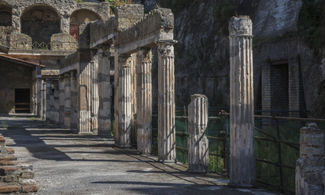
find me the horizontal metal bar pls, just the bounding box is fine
[256,158,295,169]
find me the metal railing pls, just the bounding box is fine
[151,109,325,194]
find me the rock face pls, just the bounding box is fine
[141,0,325,117]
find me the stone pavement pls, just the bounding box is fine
[0,117,277,195]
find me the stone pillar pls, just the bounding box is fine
[296,123,325,195]
[64,73,71,128]
[91,50,99,135]
[36,67,42,117]
[46,80,52,121]
[131,54,137,146]
[98,47,112,137]
[188,94,209,173]
[229,16,255,186]
[40,79,47,120]
[78,51,92,134]
[70,71,78,130]
[118,55,132,148]
[59,76,65,126]
[157,41,176,162]
[114,53,120,144]
[136,48,153,154]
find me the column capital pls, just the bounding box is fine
[157,40,176,58]
[229,16,253,37]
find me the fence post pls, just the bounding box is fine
[188,94,209,173]
[296,123,325,194]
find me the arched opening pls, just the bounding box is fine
[0,2,12,26]
[21,5,61,49]
[70,9,101,40]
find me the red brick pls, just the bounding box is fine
[0,160,17,166]
[0,184,20,193]
[0,155,17,161]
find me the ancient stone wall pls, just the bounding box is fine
[0,0,110,33]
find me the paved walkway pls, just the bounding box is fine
[0,117,277,195]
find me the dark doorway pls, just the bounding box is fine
[15,89,30,113]
[271,63,289,115]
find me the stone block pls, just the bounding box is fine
[20,171,34,179]
[0,166,19,176]
[51,33,77,51]
[9,33,32,50]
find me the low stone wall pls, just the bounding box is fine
[116,8,174,50]
[0,135,39,193]
[9,33,32,50]
[51,33,77,52]
[90,18,117,46]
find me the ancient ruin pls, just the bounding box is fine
[0,0,324,194]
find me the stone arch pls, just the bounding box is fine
[21,4,61,48]
[0,1,12,26]
[70,9,102,40]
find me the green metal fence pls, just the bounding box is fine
[151,109,325,194]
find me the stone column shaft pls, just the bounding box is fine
[64,73,71,128]
[136,49,153,154]
[91,50,99,134]
[229,16,255,186]
[188,94,209,173]
[78,51,93,134]
[118,55,132,147]
[98,47,112,137]
[70,71,78,130]
[158,41,176,162]
[59,76,65,126]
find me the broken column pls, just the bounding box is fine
[98,47,112,137]
[229,16,255,186]
[118,55,132,148]
[136,48,152,154]
[296,123,325,195]
[64,73,71,128]
[157,41,176,162]
[188,94,209,173]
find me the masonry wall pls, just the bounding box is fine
[0,60,33,114]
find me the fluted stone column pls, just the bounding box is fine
[188,94,209,173]
[78,51,93,134]
[136,49,153,154]
[64,73,71,128]
[131,54,137,146]
[118,55,132,148]
[229,16,255,186]
[70,71,78,130]
[91,51,99,135]
[98,47,112,137]
[59,76,65,126]
[114,54,121,144]
[157,41,176,162]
